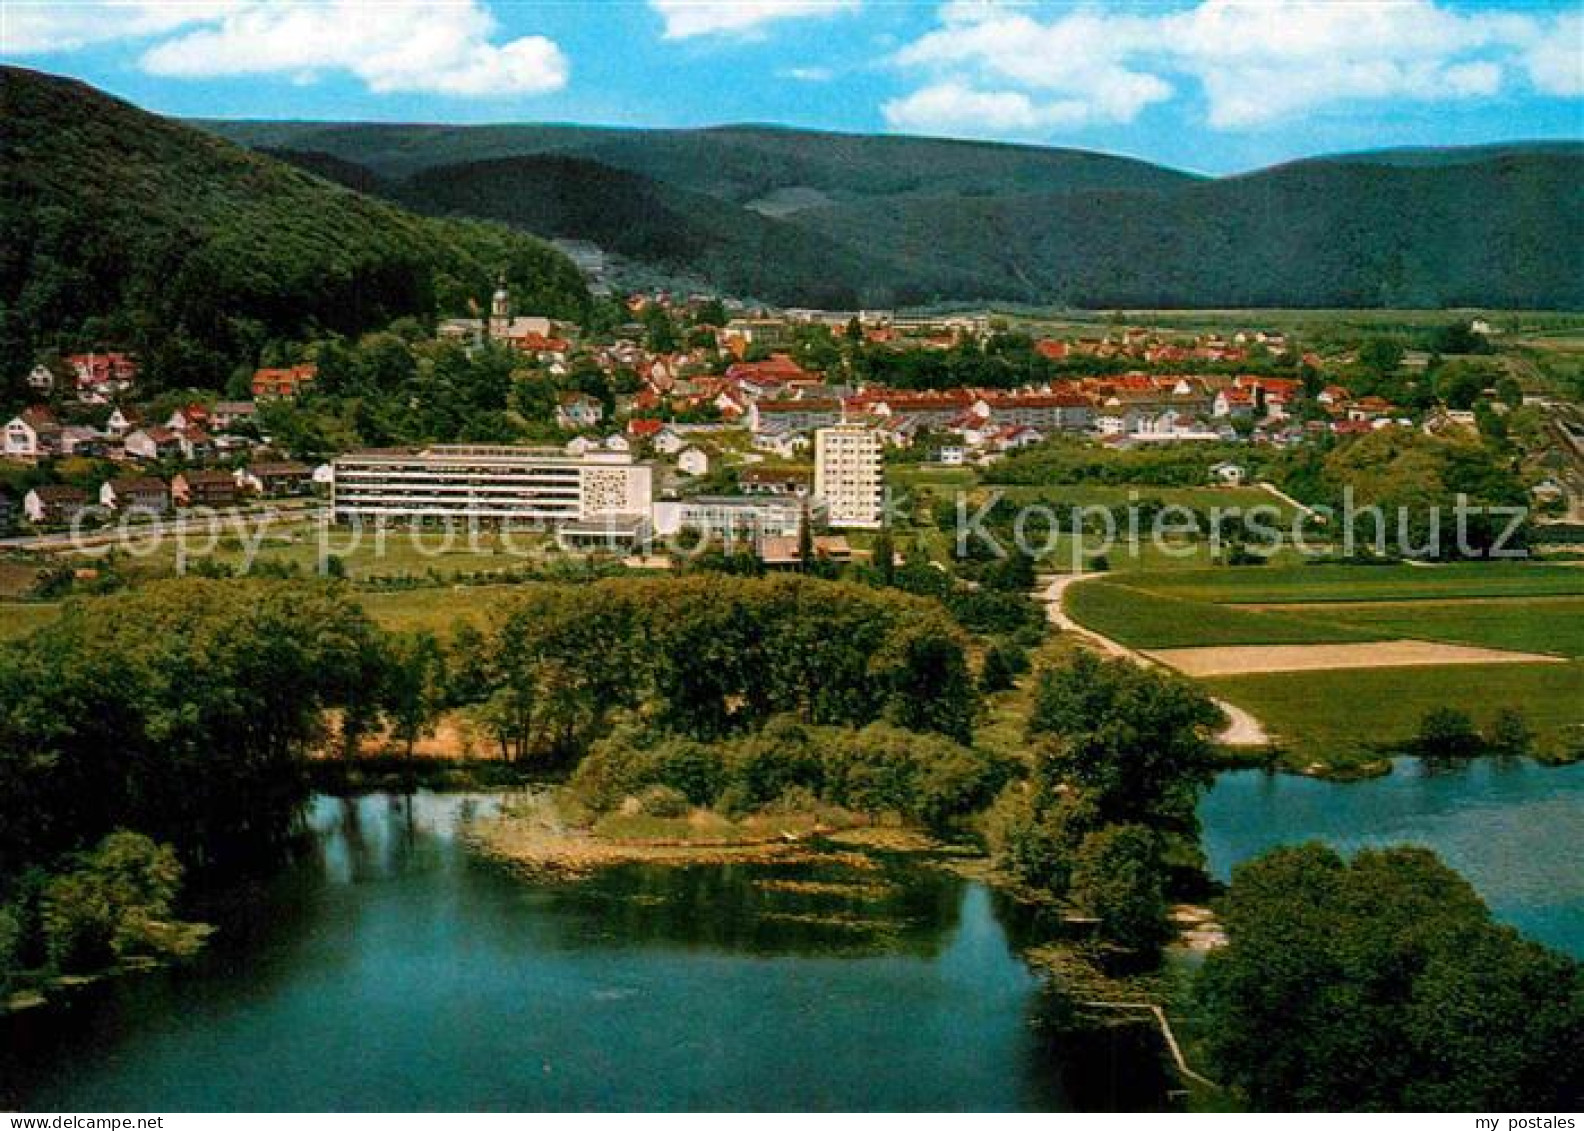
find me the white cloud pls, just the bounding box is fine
[887,0,1584,137]
[1524,11,1584,97]
[650,0,859,41]
[1,2,242,54]
[2,1,568,97]
[780,65,834,82]
[883,80,1155,136]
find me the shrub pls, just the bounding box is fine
[1484,708,1533,757]
[0,904,20,996]
[634,784,691,819]
[40,831,187,972]
[1416,706,1484,758]
[41,872,117,973]
[985,785,1097,896]
[979,640,1027,693]
[721,718,825,808]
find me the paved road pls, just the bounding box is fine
[1036,572,1270,747]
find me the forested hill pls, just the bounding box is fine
[210,117,1584,311]
[0,67,589,394]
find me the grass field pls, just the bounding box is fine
[1206,662,1584,766]
[1060,559,1584,772]
[70,518,562,584]
[355,586,510,634]
[1285,597,1584,659]
[1065,578,1379,649]
[1123,562,1584,604]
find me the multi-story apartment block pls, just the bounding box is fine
[814,423,884,529]
[330,445,653,527]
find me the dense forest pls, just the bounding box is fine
[210,117,1584,310]
[0,67,590,396]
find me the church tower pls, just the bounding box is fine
[488,274,511,340]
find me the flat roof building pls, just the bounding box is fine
[331,444,653,527]
[814,423,884,529]
[651,495,823,545]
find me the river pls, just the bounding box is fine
[1,793,1166,1112]
[1201,757,1584,957]
[7,758,1579,1111]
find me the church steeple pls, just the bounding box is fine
[488,273,512,341]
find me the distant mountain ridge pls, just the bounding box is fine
[207,119,1584,310]
[0,67,589,392]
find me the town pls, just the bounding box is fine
[5,284,1570,569]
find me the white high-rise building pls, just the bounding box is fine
[814,423,883,529]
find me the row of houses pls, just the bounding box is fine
[1,397,270,462]
[16,462,314,527]
[24,352,139,404]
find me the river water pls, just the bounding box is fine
[7,757,1579,1110]
[2,793,1165,1112]
[1201,757,1584,957]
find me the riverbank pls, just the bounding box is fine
[467,789,952,878]
[2,925,214,1019]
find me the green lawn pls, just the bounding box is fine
[1289,597,1584,659]
[994,483,1294,517]
[90,518,558,583]
[1064,578,1379,649]
[1206,661,1584,766]
[354,586,515,635]
[1124,562,1584,604]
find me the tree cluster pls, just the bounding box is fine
[435,575,981,770]
[988,651,1223,953]
[1199,843,1583,1110]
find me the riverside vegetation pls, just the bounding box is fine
[1,572,1577,1109]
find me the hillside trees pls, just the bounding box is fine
[0,67,588,397]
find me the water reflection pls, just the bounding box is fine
[2,792,1169,1112]
[1200,757,1584,956]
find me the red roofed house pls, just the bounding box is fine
[1213,389,1257,419]
[68,352,138,397]
[3,407,61,459]
[725,354,813,385]
[252,364,318,400]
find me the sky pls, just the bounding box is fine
[2,0,1581,173]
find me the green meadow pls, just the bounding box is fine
[1206,662,1584,767]
[1293,597,1584,659]
[1058,559,1584,771]
[1064,578,1379,649]
[1123,562,1584,604]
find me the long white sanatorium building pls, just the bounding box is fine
[331,445,653,526]
[814,423,884,529]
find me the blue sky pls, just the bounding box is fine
[3,1,1580,173]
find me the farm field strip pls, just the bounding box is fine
[1249,596,1584,659]
[1120,562,1584,604]
[1146,640,1567,678]
[1062,577,1382,650]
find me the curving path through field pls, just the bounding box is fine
[1036,573,1271,747]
